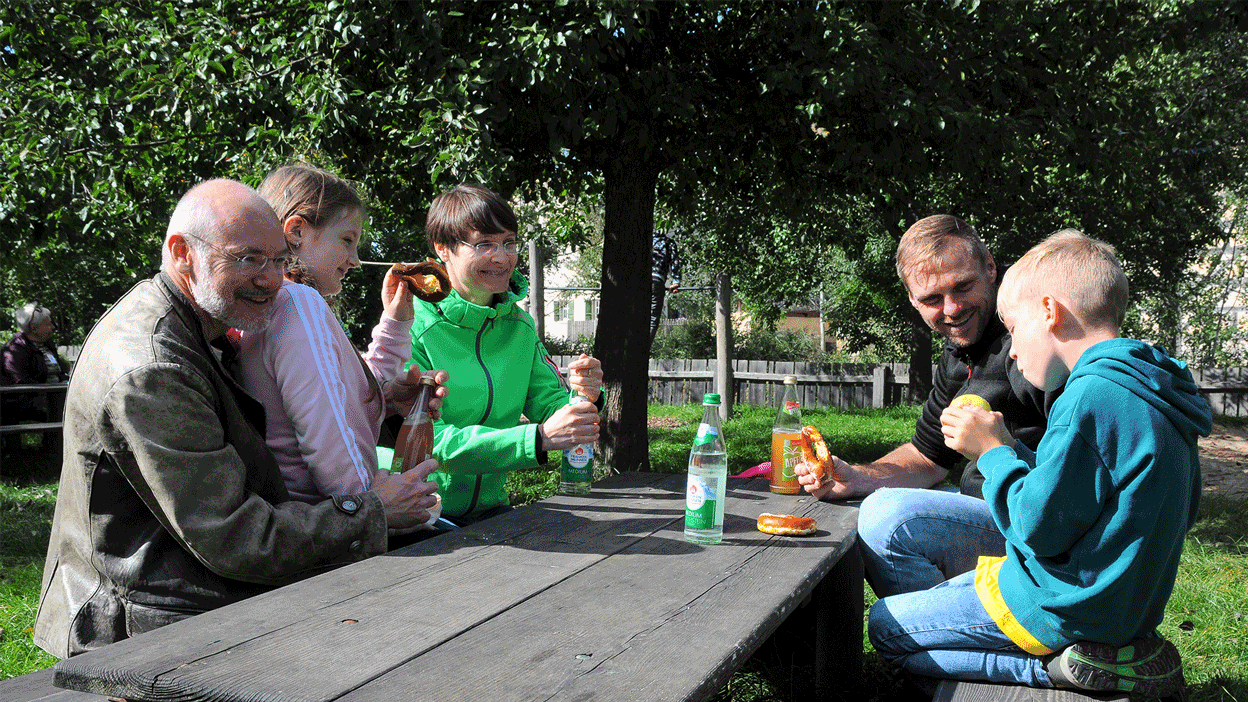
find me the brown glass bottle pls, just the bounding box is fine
[389,376,439,475]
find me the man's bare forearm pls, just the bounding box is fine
[860,442,947,489]
[812,442,948,500]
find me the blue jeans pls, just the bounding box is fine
[859,488,1053,687]
[868,570,1054,687]
[858,487,1005,598]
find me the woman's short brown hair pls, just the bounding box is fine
[425,183,518,253]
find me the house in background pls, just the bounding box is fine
[520,251,600,343]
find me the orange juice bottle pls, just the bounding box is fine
[770,375,803,494]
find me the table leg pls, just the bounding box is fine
[815,541,864,700]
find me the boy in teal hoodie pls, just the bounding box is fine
[868,230,1210,699]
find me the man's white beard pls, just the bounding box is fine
[192,275,273,333]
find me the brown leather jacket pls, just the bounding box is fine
[35,273,387,658]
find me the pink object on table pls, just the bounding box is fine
[732,462,771,479]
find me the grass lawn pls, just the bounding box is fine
[3,406,1246,702]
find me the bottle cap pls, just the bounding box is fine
[783,375,797,384]
[703,393,720,405]
[418,376,439,387]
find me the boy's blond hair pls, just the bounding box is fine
[998,229,1129,330]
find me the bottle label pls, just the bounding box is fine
[693,423,719,447]
[780,438,802,480]
[784,401,800,413]
[685,475,716,529]
[566,445,592,469]
[561,445,593,482]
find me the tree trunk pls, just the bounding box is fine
[594,156,660,472]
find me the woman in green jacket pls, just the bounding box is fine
[384,183,603,523]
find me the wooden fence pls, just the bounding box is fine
[1193,367,1248,417]
[551,356,1248,416]
[551,357,912,410]
[51,346,1248,416]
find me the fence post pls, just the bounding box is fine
[528,240,544,341]
[715,273,734,421]
[872,365,893,409]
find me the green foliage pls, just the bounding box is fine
[540,333,594,357]
[650,319,717,360]
[0,468,59,678]
[4,0,1248,469]
[1125,193,1248,367]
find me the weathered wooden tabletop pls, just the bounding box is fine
[54,471,862,702]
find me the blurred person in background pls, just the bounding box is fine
[2,302,71,452]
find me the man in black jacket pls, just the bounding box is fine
[797,215,1057,597]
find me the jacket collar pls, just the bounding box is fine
[433,271,529,328]
[156,271,211,337]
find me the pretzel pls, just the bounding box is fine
[393,259,451,303]
[757,513,818,536]
[800,425,832,482]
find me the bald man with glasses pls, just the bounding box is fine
[35,179,439,658]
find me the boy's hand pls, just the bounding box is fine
[941,406,1010,460]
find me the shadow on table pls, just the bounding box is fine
[389,484,851,559]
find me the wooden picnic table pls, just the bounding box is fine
[52,471,863,702]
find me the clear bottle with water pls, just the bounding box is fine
[558,391,593,495]
[685,393,728,545]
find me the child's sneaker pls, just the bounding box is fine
[1048,636,1186,699]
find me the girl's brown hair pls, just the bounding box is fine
[259,164,381,413]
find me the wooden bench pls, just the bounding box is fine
[0,668,110,701]
[0,383,67,450]
[0,421,63,436]
[933,680,1131,701]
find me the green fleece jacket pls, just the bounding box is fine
[397,272,569,518]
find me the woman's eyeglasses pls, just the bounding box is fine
[185,233,293,275]
[456,239,521,256]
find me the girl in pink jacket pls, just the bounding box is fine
[237,165,436,505]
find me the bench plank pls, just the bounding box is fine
[0,422,62,435]
[0,668,110,701]
[933,680,1131,702]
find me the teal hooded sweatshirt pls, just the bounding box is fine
[388,272,570,519]
[977,338,1212,650]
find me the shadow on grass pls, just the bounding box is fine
[1,439,62,487]
[1190,495,1248,555]
[1192,676,1248,702]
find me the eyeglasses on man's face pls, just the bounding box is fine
[455,238,521,257]
[185,233,293,276]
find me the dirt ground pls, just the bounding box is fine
[1199,421,1248,500]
